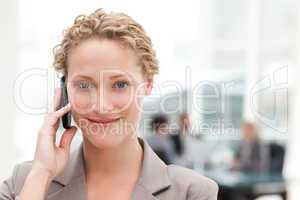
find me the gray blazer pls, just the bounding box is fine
[0,137,218,200]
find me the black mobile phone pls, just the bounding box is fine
[60,75,72,129]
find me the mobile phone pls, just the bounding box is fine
[60,75,72,129]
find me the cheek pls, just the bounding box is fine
[110,89,136,112]
[110,89,144,118]
[69,89,97,114]
[122,94,144,122]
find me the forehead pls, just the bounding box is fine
[67,38,142,79]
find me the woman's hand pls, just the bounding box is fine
[32,87,77,180]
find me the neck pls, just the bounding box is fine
[82,136,143,179]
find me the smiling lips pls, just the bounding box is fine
[87,117,121,125]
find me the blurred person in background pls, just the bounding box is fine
[146,114,176,165]
[232,122,268,173]
[170,112,194,168]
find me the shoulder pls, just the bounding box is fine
[11,161,33,192]
[0,160,33,198]
[166,164,219,199]
[1,159,68,198]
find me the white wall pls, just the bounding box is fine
[284,1,300,198]
[0,0,18,180]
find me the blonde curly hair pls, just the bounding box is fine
[53,8,159,81]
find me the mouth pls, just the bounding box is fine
[86,117,121,126]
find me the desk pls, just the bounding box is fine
[202,170,286,200]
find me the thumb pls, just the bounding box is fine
[59,126,77,151]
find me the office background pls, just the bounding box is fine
[0,0,299,199]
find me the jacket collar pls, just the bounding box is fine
[53,141,85,186]
[52,137,171,199]
[133,137,171,196]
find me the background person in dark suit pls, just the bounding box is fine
[232,122,268,173]
[146,114,176,165]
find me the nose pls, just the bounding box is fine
[93,88,114,114]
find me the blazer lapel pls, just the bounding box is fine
[47,176,86,200]
[47,142,87,200]
[132,138,171,200]
[45,137,171,200]
[131,184,159,200]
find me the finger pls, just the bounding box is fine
[39,103,72,145]
[43,102,72,131]
[59,126,77,151]
[54,102,71,118]
[40,102,71,144]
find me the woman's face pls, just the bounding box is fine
[66,38,153,149]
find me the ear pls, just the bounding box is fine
[144,78,153,96]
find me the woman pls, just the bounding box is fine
[0,8,218,200]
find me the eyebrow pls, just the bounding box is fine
[72,75,95,81]
[73,74,128,81]
[109,74,126,79]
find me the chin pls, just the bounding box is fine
[82,132,125,150]
[81,125,131,150]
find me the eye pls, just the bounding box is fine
[113,81,129,89]
[78,80,95,89]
